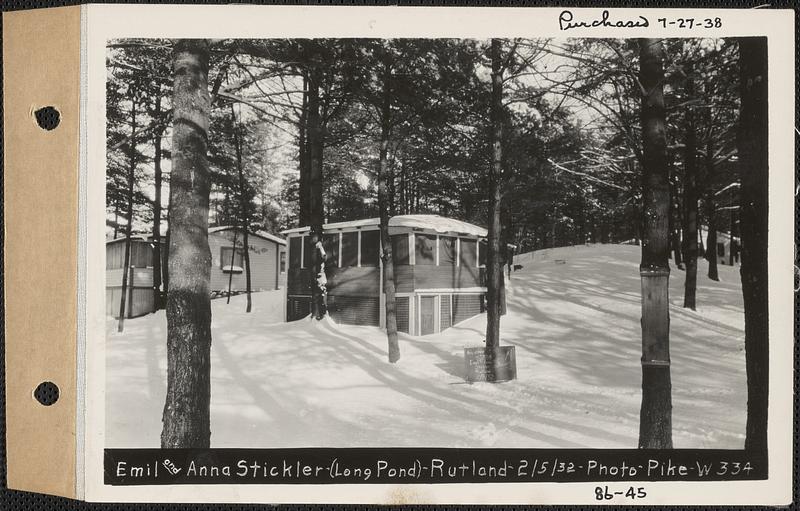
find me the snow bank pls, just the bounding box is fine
[107,245,745,449]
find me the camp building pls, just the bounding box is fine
[106,227,286,318]
[282,214,492,336]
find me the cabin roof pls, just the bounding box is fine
[281,214,488,237]
[209,226,287,246]
[105,235,150,245]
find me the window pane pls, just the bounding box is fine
[341,231,358,267]
[289,237,302,269]
[392,234,409,265]
[361,230,381,267]
[415,234,436,265]
[460,238,477,267]
[279,251,286,272]
[323,233,340,268]
[221,246,243,269]
[439,236,456,265]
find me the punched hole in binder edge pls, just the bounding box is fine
[34,106,60,131]
[33,381,59,406]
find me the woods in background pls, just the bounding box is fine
[106,37,767,451]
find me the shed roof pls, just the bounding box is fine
[209,226,286,246]
[281,214,488,237]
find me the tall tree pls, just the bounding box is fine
[117,89,138,332]
[637,38,672,449]
[485,38,505,363]
[231,103,253,313]
[376,44,400,363]
[161,39,213,449]
[737,37,768,454]
[682,61,699,310]
[151,92,165,310]
[305,44,326,320]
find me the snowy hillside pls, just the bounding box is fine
[106,243,746,449]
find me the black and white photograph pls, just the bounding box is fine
[102,33,771,457]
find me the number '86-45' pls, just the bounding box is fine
[595,486,647,500]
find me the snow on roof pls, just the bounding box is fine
[209,226,286,245]
[106,235,149,244]
[281,215,488,237]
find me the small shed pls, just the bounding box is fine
[208,226,287,296]
[106,236,164,318]
[106,228,287,319]
[282,214,497,336]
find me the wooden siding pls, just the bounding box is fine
[396,296,410,333]
[106,287,155,318]
[328,266,380,296]
[413,264,482,290]
[394,265,414,293]
[208,230,283,292]
[328,295,379,326]
[453,294,482,325]
[106,240,156,269]
[106,267,154,288]
[440,294,452,331]
[287,296,311,321]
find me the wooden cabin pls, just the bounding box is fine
[106,227,286,318]
[106,236,163,318]
[208,226,287,296]
[282,215,496,336]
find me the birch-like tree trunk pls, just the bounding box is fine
[738,37,768,455]
[637,38,672,449]
[161,39,213,449]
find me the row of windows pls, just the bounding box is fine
[288,231,486,270]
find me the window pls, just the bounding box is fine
[279,251,286,273]
[459,239,477,267]
[289,237,302,269]
[221,246,244,273]
[360,230,381,266]
[415,234,437,265]
[478,239,487,267]
[717,242,725,257]
[323,233,340,268]
[341,231,359,267]
[392,234,409,265]
[439,236,456,265]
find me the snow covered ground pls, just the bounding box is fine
[106,244,746,449]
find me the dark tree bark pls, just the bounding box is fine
[306,53,326,319]
[729,207,738,265]
[298,70,309,228]
[704,134,719,281]
[682,63,699,310]
[637,38,672,449]
[113,202,120,239]
[152,94,164,311]
[231,103,252,313]
[161,39,213,449]
[377,50,400,363]
[118,92,137,332]
[669,160,683,268]
[737,37,768,455]
[485,38,504,357]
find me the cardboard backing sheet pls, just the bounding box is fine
[3,5,81,499]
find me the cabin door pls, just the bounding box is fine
[419,295,436,336]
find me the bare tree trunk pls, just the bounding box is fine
[485,38,503,359]
[738,37,768,455]
[118,93,137,332]
[729,207,737,265]
[231,104,252,312]
[113,202,120,239]
[306,58,326,320]
[704,134,719,281]
[161,39,213,449]
[377,51,400,363]
[152,94,164,311]
[638,38,672,449]
[298,70,309,228]
[682,62,699,310]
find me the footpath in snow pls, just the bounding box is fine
[106,244,746,449]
